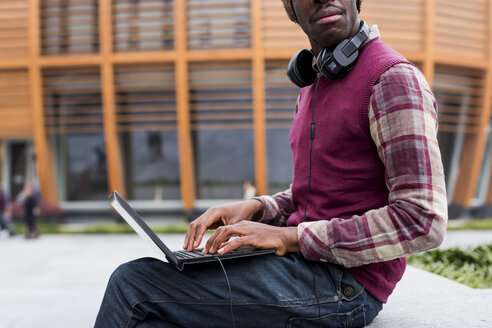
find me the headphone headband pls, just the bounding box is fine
[341,21,369,57]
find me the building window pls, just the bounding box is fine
[189,61,254,199]
[43,67,108,201]
[115,64,181,200]
[187,0,251,50]
[41,0,100,55]
[265,60,297,193]
[434,65,485,203]
[112,0,174,52]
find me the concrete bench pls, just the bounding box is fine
[1,234,491,327]
[369,266,492,327]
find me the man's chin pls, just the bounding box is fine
[314,27,349,48]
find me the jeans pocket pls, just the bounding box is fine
[287,304,366,328]
[339,271,364,301]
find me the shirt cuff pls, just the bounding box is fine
[252,195,280,224]
[297,221,339,265]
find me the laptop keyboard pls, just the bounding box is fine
[173,246,258,259]
[173,249,209,259]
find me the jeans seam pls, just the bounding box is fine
[122,308,134,328]
[129,296,340,309]
[110,279,136,328]
[366,291,383,314]
[288,304,367,327]
[362,303,367,327]
[336,269,344,297]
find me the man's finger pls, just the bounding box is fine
[193,222,211,249]
[209,227,231,253]
[208,226,244,254]
[217,236,251,254]
[203,227,221,254]
[183,223,195,250]
[183,220,198,249]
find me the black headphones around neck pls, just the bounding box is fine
[287,21,369,87]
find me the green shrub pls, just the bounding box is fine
[447,218,492,230]
[76,223,189,234]
[13,222,189,235]
[407,244,492,288]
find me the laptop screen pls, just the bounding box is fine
[110,191,180,268]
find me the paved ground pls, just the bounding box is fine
[0,230,491,328]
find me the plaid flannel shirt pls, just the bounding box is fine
[255,27,448,268]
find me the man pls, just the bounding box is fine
[95,1,447,327]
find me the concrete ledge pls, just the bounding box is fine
[1,234,491,327]
[369,265,492,327]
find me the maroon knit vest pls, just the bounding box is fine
[288,38,409,303]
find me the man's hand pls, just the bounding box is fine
[203,221,300,256]
[183,199,263,251]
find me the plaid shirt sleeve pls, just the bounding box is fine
[253,186,295,226]
[296,63,448,267]
[257,63,448,268]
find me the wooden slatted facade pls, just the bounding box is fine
[0,0,491,216]
[0,0,29,59]
[115,64,177,133]
[40,0,100,55]
[0,69,32,138]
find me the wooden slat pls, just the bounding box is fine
[175,0,195,210]
[0,58,30,69]
[189,62,253,130]
[484,0,492,204]
[100,0,126,197]
[186,48,253,61]
[112,50,176,63]
[190,123,253,131]
[42,67,104,134]
[0,0,29,58]
[423,0,435,87]
[264,60,297,127]
[435,0,488,61]
[39,54,102,67]
[434,65,486,137]
[451,0,492,207]
[252,0,267,195]
[187,0,251,50]
[361,0,425,54]
[438,123,482,134]
[40,0,99,55]
[112,0,174,53]
[115,63,177,133]
[29,0,58,203]
[0,69,32,138]
[262,0,308,50]
[117,124,177,133]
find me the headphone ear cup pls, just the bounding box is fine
[287,49,317,88]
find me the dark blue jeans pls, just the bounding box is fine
[94,253,382,327]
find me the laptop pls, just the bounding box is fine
[110,191,276,271]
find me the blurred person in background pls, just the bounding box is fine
[22,181,40,239]
[242,180,257,199]
[0,184,14,237]
[95,1,447,327]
